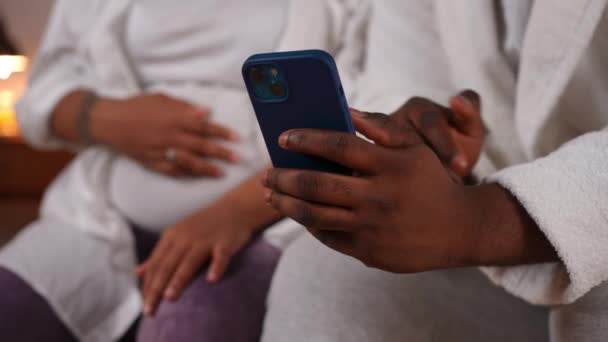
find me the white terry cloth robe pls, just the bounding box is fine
[2,0,370,341]
[262,2,608,341]
[354,0,608,307]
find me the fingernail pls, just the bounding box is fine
[207,272,217,283]
[143,304,152,316]
[278,132,289,148]
[229,152,240,163]
[164,287,176,299]
[457,95,475,111]
[212,166,226,177]
[262,169,270,186]
[351,108,366,117]
[452,155,468,170]
[264,189,273,204]
[229,131,240,141]
[194,108,210,119]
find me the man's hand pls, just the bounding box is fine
[261,92,556,273]
[262,107,479,273]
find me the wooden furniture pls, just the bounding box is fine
[0,136,72,244]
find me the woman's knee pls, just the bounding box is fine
[0,267,76,342]
[137,238,280,342]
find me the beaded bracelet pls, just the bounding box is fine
[75,91,98,145]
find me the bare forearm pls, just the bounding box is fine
[469,183,558,266]
[49,90,91,143]
[195,168,282,233]
[50,90,120,146]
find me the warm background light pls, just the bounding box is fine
[0,55,26,80]
[0,89,18,136]
[0,55,27,137]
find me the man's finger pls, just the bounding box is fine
[350,110,422,148]
[206,246,233,283]
[278,129,388,174]
[457,89,481,112]
[263,168,366,208]
[448,90,483,136]
[307,227,358,257]
[164,248,210,300]
[265,190,357,231]
[407,108,464,165]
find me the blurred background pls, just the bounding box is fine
[0,0,71,246]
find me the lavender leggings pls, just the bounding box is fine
[0,228,280,342]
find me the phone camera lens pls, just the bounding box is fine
[250,68,265,84]
[269,82,286,97]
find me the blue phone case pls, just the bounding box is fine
[242,50,354,175]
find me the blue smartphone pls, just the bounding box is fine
[242,50,354,175]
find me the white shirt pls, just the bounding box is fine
[501,0,533,71]
[109,0,287,230]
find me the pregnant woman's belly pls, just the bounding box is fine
[109,85,268,231]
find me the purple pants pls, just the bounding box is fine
[0,228,280,342]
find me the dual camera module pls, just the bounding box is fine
[247,65,289,101]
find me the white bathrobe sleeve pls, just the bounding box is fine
[480,128,608,305]
[352,0,455,113]
[16,0,96,150]
[353,0,608,307]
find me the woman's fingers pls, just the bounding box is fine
[144,148,226,178]
[164,247,211,301]
[142,241,187,316]
[152,243,237,302]
[136,262,148,278]
[181,110,240,141]
[174,133,239,163]
[206,246,233,283]
[170,149,224,177]
[145,160,182,177]
[200,122,240,141]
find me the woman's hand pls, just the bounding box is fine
[138,208,254,316]
[90,93,240,177]
[137,167,281,317]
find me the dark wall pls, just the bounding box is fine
[0,0,55,95]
